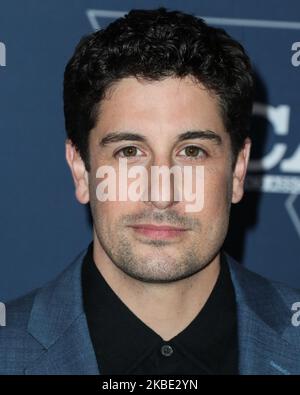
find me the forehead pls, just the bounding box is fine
[94,76,226,138]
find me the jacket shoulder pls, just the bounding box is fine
[0,289,44,375]
[227,254,300,301]
[226,253,300,344]
[0,248,87,375]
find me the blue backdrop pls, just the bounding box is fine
[0,0,299,302]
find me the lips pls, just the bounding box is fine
[129,224,188,239]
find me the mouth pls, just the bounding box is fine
[128,224,189,239]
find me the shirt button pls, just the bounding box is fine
[160,344,174,357]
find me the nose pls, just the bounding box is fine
[144,157,180,210]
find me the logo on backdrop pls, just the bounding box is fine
[86,9,300,238]
[0,41,6,67]
[245,103,300,238]
[247,103,300,191]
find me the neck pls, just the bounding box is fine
[92,236,221,341]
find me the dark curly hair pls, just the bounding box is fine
[63,7,254,171]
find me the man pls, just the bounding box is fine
[1,7,300,375]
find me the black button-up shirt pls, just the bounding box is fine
[81,242,239,375]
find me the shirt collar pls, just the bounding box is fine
[81,241,237,374]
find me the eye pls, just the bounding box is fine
[177,145,207,159]
[114,146,145,158]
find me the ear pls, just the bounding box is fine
[65,139,89,204]
[231,138,251,204]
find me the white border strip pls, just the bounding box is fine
[204,17,300,30]
[86,9,300,31]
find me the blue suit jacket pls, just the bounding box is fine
[1,249,300,375]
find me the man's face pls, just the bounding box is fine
[67,76,250,283]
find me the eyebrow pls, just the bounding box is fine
[100,132,147,146]
[177,130,222,145]
[99,129,222,146]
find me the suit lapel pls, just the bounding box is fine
[227,255,300,375]
[25,313,99,374]
[25,249,99,375]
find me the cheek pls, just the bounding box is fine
[203,166,232,216]
[92,200,142,230]
[93,201,123,223]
